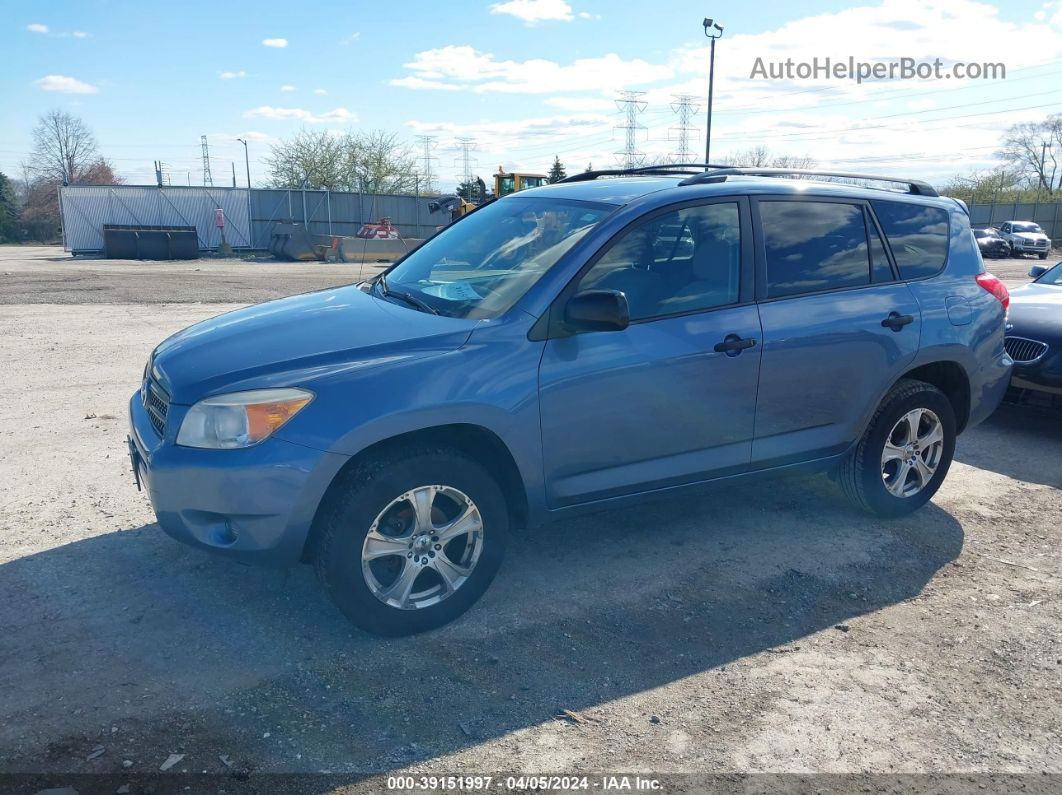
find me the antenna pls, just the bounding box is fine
[200,135,214,187]
[415,135,438,193]
[614,90,648,169]
[668,94,700,164]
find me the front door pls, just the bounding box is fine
[538,198,762,507]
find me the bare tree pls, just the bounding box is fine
[346,131,419,194]
[19,110,121,242]
[939,167,1040,204]
[722,146,816,169]
[266,129,418,193]
[997,114,1062,194]
[264,129,347,190]
[28,109,107,184]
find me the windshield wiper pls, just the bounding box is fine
[376,274,440,315]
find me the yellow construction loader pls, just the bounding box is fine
[493,166,548,197]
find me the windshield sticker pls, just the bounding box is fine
[422,281,483,301]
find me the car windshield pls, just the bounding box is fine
[974,230,995,238]
[1035,262,1062,285]
[377,197,613,318]
[1012,223,1042,233]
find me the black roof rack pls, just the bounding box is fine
[557,163,734,183]
[677,167,938,197]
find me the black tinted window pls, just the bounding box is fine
[579,202,741,320]
[761,201,870,298]
[871,200,949,279]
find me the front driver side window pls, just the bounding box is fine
[576,202,741,321]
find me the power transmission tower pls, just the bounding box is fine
[415,135,438,193]
[454,137,477,190]
[668,94,700,164]
[200,135,214,187]
[614,90,648,169]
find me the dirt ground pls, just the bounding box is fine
[0,246,1060,792]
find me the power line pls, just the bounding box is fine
[200,135,213,187]
[668,94,700,164]
[415,135,438,193]
[614,90,648,168]
[453,137,477,187]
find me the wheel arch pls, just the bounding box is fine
[896,360,971,432]
[301,423,528,562]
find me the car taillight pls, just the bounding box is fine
[976,272,1010,310]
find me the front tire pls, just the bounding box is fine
[840,379,956,517]
[1039,252,1048,260]
[313,447,509,636]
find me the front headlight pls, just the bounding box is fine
[176,388,313,449]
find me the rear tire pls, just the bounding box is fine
[840,379,956,517]
[313,447,509,636]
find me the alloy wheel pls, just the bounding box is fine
[880,408,945,498]
[361,485,484,610]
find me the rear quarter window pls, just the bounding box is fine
[870,200,950,279]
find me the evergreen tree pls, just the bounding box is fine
[0,173,20,243]
[547,156,567,184]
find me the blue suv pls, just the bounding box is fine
[128,166,1013,635]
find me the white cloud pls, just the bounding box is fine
[545,96,616,111]
[243,106,358,123]
[489,0,574,23]
[33,74,98,94]
[280,84,297,92]
[340,32,360,45]
[390,76,464,91]
[313,88,327,95]
[392,45,672,93]
[27,23,48,33]
[218,70,247,80]
[262,37,288,48]
[72,31,89,38]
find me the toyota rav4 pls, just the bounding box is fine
[128,166,1013,635]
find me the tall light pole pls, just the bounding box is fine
[703,17,724,168]
[236,138,252,189]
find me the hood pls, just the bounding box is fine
[1006,284,1062,342]
[150,285,480,403]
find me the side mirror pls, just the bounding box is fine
[1029,265,1049,279]
[564,289,630,332]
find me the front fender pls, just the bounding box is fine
[274,319,550,521]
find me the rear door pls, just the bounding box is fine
[750,196,922,467]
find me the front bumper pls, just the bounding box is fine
[1010,240,1050,253]
[1011,348,1062,392]
[128,391,349,566]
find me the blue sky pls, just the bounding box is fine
[2,0,1061,191]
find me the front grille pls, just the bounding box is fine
[143,378,169,436]
[1004,336,1049,364]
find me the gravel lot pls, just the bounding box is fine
[0,246,1060,790]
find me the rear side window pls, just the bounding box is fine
[761,201,871,298]
[870,200,950,279]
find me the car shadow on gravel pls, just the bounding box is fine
[955,403,1062,488]
[0,474,963,780]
